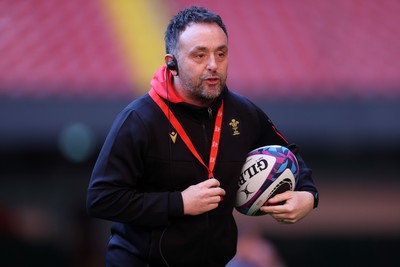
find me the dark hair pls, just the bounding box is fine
[164,6,228,55]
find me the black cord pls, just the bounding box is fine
[166,69,173,173]
[160,69,172,267]
[159,224,171,267]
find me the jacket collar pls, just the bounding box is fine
[149,66,185,103]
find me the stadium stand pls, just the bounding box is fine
[0,0,399,100]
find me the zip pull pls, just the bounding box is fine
[208,107,213,119]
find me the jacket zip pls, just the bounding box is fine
[203,106,214,165]
[204,107,213,265]
[207,106,213,119]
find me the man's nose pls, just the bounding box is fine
[207,56,217,71]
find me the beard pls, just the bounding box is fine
[179,71,227,104]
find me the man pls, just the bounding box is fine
[87,6,318,267]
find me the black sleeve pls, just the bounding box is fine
[86,108,184,226]
[255,105,319,208]
[287,144,318,207]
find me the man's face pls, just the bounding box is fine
[175,22,228,106]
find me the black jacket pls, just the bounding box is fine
[87,67,317,267]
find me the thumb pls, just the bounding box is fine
[267,191,291,205]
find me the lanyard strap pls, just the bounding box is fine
[149,89,223,179]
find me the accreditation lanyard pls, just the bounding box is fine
[149,89,223,179]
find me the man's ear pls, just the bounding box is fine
[165,54,179,76]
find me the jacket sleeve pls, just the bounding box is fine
[254,105,319,206]
[86,108,184,226]
[287,144,317,191]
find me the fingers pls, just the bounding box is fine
[259,191,292,215]
[209,185,226,197]
[182,178,225,215]
[203,177,220,188]
[267,190,291,205]
[264,208,295,224]
[260,205,284,215]
[200,178,226,198]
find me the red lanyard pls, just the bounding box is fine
[149,89,223,179]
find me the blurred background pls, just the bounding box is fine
[1,0,399,266]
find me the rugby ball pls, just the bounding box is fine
[235,145,299,216]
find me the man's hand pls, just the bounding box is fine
[181,178,226,215]
[260,191,314,224]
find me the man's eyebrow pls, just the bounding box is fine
[191,45,228,52]
[217,45,228,51]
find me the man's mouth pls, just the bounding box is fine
[205,76,220,85]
